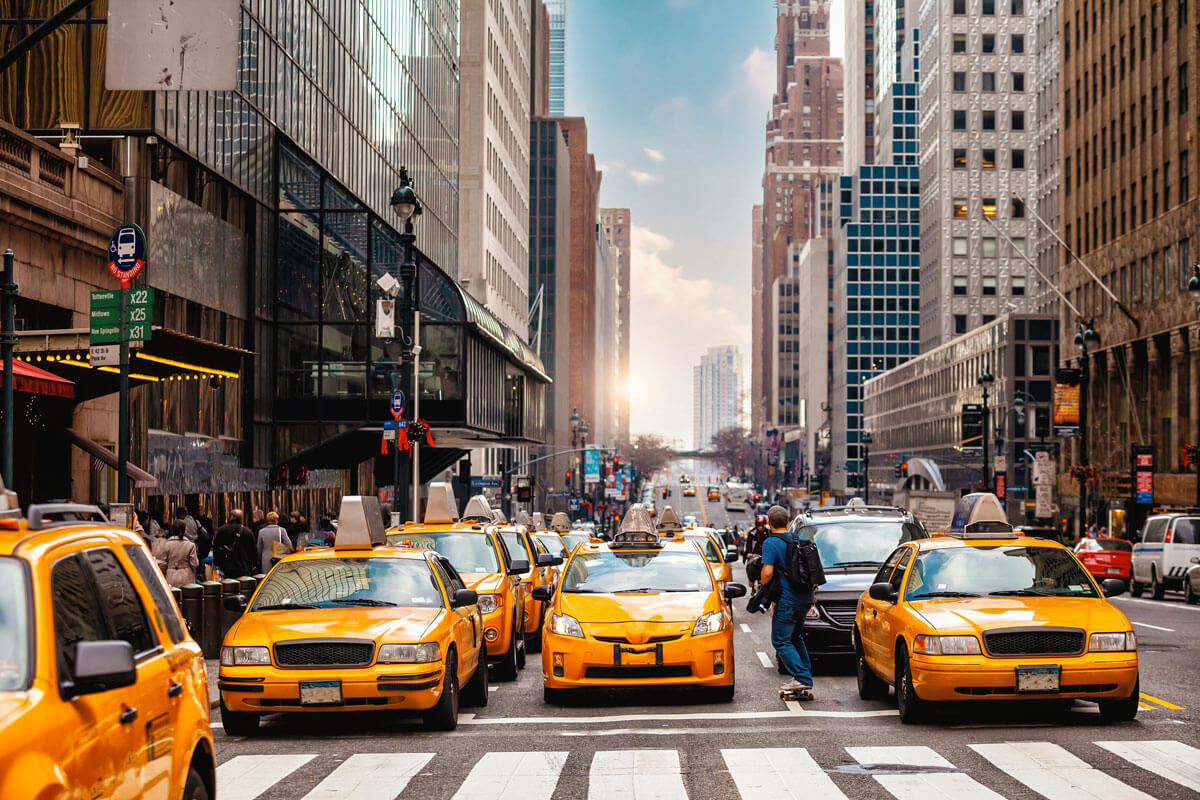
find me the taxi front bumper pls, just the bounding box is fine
[542,629,734,689]
[219,663,445,713]
[481,606,515,659]
[909,653,1139,702]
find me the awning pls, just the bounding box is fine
[0,359,74,398]
[64,428,158,489]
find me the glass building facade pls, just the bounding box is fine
[545,0,567,115]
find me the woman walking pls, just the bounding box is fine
[163,520,199,588]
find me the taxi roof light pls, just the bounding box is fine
[946,492,1015,537]
[549,512,572,532]
[531,511,546,530]
[334,495,386,550]
[462,494,493,522]
[491,509,508,524]
[0,475,18,512]
[656,505,683,533]
[423,482,460,524]
[515,510,532,526]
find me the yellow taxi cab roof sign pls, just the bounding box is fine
[656,505,683,533]
[335,495,386,550]
[948,492,1016,537]
[491,509,508,524]
[615,503,658,544]
[549,512,571,532]
[515,510,532,526]
[462,495,493,522]
[423,482,460,525]
[531,511,545,530]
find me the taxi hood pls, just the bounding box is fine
[230,607,443,645]
[0,691,36,734]
[558,591,715,623]
[912,596,1131,634]
[462,572,508,595]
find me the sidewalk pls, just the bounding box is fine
[206,659,219,709]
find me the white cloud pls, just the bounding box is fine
[629,169,661,185]
[738,47,775,106]
[629,225,750,443]
[643,147,666,162]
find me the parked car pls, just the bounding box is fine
[1075,537,1133,584]
[1131,511,1200,599]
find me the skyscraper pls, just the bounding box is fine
[546,0,567,115]
[694,346,744,451]
[601,208,632,451]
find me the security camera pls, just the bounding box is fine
[375,272,400,298]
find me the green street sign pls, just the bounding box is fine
[89,288,154,345]
[91,287,153,307]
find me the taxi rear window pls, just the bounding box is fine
[250,558,444,610]
[0,558,31,691]
[390,531,500,573]
[535,534,568,558]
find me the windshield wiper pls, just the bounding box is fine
[563,588,601,593]
[831,560,883,568]
[329,597,399,607]
[988,589,1053,597]
[614,588,661,593]
[254,602,318,610]
[909,591,981,599]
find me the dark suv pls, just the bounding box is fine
[789,504,928,658]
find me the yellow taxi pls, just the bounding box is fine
[219,495,488,734]
[387,486,530,681]
[855,493,1139,724]
[0,495,214,800]
[657,508,737,590]
[489,511,562,653]
[536,504,746,703]
[682,485,697,497]
[707,486,721,502]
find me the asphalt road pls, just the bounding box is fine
[211,484,1200,800]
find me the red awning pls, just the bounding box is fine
[0,360,74,398]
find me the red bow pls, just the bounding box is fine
[419,418,435,448]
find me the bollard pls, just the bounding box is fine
[201,581,222,658]
[181,584,203,642]
[238,575,257,601]
[219,578,242,638]
[171,585,183,612]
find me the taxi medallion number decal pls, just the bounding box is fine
[1015,665,1061,693]
[299,680,342,705]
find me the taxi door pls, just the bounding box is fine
[858,547,910,680]
[433,557,482,679]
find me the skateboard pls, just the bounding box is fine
[779,686,814,701]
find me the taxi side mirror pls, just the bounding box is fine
[531,585,554,602]
[868,582,898,603]
[508,559,531,576]
[68,640,137,697]
[451,588,479,608]
[1190,556,1200,564]
[724,546,739,563]
[1100,578,1126,597]
[724,582,747,600]
[535,553,562,568]
[224,594,248,612]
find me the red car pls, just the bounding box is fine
[1074,537,1133,581]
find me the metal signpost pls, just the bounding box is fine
[391,388,405,519]
[103,224,146,503]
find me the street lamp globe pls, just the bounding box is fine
[1083,326,1100,347]
[862,431,873,445]
[390,167,422,221]
[580,421,589,437]
[978,370,994,386]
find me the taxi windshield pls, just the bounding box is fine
[534,533,568,558]
[686,535,722,563]
[561,550,713,593]
[561,533,590,551]
[800,521,925,568]
[250,558,444,609]
[387,531,500,573]
[0,558,31,691]
[905,546,1100,600]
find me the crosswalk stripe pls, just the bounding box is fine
[970,742,1154,799]
[217,754,316,800]
[589,750,687,799]
[1097,740,1200,793]
[451,751,568,800]
[846,746,1004,800]
[722,747,847,799]
[299,753,433,800]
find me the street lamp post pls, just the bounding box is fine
[0,249,15,489]
[1188,264,1200,506]
[1013,390,1046,524]
[861,431,872,501]
[978,370,995,490]
[1074,320,1100,538]
[391,168,422,521]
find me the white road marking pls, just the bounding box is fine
[301,753,433,800]
[740,623,753,633]
[723,748,847,799]
[971,742,1154,800]
[217,754,316,800]
[489,685,499,692]
[452,751,568,800]
[458,705,898,725]
[756,651,774,668]
[1097,740,1200,793]
[1112,596,1200,612]
[589,750,687,799]
[1130,621,1175,632]
[847,746,1005,800]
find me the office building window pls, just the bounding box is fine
[1011,34,1025,53]
[1011,110,1026,130]
[1012,0,1024,12]
[1010,237,1026,256]
[954,198,968,217]
[983,149,997,168]
[983,0,995,13]
[983,110,996,129]
[1010,149,1025,168]
[982,314,997,324]
[954,314,968,334]
[1181,151,1189,197]
[982,237,998,258]
[954,34,967,53]
[953,237,969,256]
[953,148,967,168]
[954,275,968,294]
[983,276,998,295]
[953,110,967,129]
[983,198,997,217]
[1011,198,1026,217]
[954,0,966,12]
[983,72,996,91]
[983,34,996,53]
[1012,275,1027,295]
[954,72,967,91]
[1012,72,1025,91]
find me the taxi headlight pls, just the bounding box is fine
[692,611,728,636]
[1089,631,1137,652]
[378,643,441,663]
[220,646,270,666]
[912,635,981,655]
[477,594,501,614]
[548,613,584,638]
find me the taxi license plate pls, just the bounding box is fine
[1107,567,1121,574]
[1016,666,1060,693]
[299,680,342,705]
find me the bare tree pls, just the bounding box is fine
[629,434,671,479]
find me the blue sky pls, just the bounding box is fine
[566,0,843,446]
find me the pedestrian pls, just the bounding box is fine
[250,507,266,533]
[163,520,199,588]
[149,518,169,571]
[213,509,257,578]
[174,506,199,541]
[314,516,337,546]
[758,504,824,700]
[257,511,293,573]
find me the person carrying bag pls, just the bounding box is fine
[256,511,293,573]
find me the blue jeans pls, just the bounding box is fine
[771,601,813,685]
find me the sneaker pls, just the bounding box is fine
[780,680,812,692]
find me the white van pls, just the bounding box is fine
[1131,512,1200,599]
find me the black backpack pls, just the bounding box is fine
[769,531,827,589]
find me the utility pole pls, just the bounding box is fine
[1,249,15,488]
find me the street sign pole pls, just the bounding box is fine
[1,249,15,489]
[117,286,130,502]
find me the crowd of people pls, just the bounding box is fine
[120,505,339,589]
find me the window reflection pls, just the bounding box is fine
[421,326,463,402]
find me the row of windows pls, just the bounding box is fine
[951,108,1027,132]
[951,236,1027,258]
[950,32,1028,55]
[952,0,1024,16]
[847,295,920,310]
[950,147,1026,170]
[1070,237,1190,317]
[1065,65,1188,147]
[1064,0,1186,63]
[1066,152,1188,254]
[953,71,1025,93]
[953,197,1025,219]
[952,275,1027,296]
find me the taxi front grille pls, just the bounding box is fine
[982,628,1085,657]
[274,640,375,667]
[592,635,682,644]
[585,665,692,679]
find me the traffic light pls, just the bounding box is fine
[893,464,903,478]
[901,461,908,476]
[516,484,532,502]
[565,469,573,482]
[613,455,621,470]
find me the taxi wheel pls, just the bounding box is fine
[493,619,521,681]
[709,683,735,702]
[182,767,210,800]
[219,697,259,737]
[1098,677,1140,722]
[462,653,490,707]
[1130,579,1144,597]
[543,685,570,705]
[515,623,527,670]
[894,648,927,725]
[424,653,460,731]
[1150,570,1165,601]
[857,647,889,701]
[1185,580,1198,605]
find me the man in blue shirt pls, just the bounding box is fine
[759,505,815,697]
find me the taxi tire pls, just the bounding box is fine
[710,683,735,702]
[424,653,460,731]
[1185,580,1198,605]
[1098,677,1140,722]
[895,648,927,725]
[183,767,210,800]
[462,654,490,707]
[1130,579,1144,597]
[857,648,889,701]
[219,697,259,737]
[543,686,569,705]
[516,623,527,670]
[493,617,521,681]
[1150,570,1165,600]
